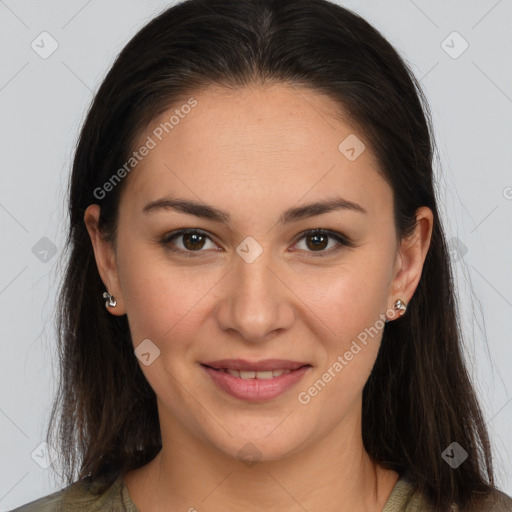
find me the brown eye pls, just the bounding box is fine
[161,229,217,256]
[181,232,207,250]
[161,228,352,258]
[305,232,329,251]
[293,229,352,257]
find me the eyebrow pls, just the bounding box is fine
[142,196,367,224]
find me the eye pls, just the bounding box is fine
[160,228,353,258]
[161,229,218,256]
[292,228,352,257]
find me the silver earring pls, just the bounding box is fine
[393,299,407,315]
[103,291,117,308]
[385,298,407,324]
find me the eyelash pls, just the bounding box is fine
[159,228,354,258]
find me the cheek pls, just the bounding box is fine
[293,257,391,399]
[297,258,389,334]
[117,245,220,349]
[296,269,387,415]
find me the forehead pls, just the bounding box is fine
[121,83,391,218]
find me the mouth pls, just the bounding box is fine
[201,358,310,372]
[205,368,296,379]
[200,359,312,402]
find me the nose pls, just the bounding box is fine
[214,243,295,343]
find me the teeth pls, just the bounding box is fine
[222,369,292,379]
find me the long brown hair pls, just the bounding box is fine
[47,1,497,509]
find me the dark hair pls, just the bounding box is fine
[48,0,497,510]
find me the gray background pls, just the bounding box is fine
[1,0,511,508]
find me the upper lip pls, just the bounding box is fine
[201,359,310,371]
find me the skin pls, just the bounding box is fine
[85,83,433,512]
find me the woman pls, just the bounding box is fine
[12,0,512,510]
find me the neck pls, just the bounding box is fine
[126,407,400,512]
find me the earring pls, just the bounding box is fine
[103,291,117,308]
[393,299,407,315]
[385,298,407,323]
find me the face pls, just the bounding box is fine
[86,83,431,463]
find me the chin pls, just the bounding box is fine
[207,429,305,466]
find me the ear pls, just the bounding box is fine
[387,206,434,318]
[84,204,126,316]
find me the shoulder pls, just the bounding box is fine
[9,473,137,512]
[468,487,512,512]
[384,473,512,512]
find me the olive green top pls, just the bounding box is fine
[10,471,512,511]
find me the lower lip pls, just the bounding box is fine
[201,365,311,402]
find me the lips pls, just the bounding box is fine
[201,361,311,402]
[201,358,309,372]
